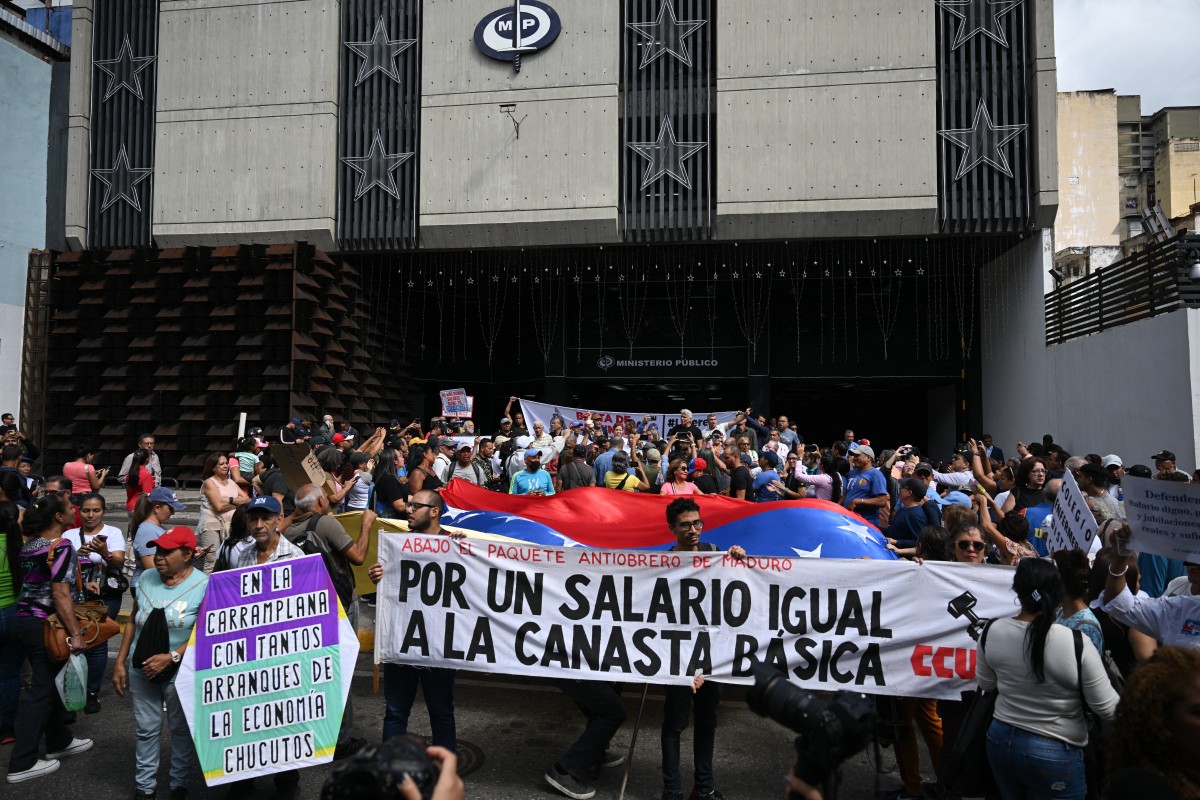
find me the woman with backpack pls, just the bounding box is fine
[977,558,1119,800]
[112,525,208,800]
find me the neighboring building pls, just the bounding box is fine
[1055,90,1121,253]
[1117,93,1152,240]
[0,5,68,424]
[1145,106,1200,222]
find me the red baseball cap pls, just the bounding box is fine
[147,526,197,551]
[689,457,707,473]
[331,433,345,444]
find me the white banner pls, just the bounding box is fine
[519,399,739,439]
[1047,471,1098,554]
[1123,475,1200,561]
[375,533,1014,699]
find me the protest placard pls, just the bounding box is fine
[1046,470,1097,554]
[272,443,330,495]
[519,399,739,438]
[375,533,1014,700]
[176,555,359,786]
[439,388,472,417]
[1123,475,1200,562]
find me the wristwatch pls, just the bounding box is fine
[170,651,182,665]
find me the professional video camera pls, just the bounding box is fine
[746,664,875,799]
[321,734,439,800]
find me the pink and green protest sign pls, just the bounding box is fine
[176,554,359,785]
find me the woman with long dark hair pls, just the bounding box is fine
[978,558,1119,799]
[124,449,154,512]
[63,445,106,499]
[791,453,843,502]
[5,493,92,783]
[406,444,442,495]
[371,448,407,518]
[0,494,23,745]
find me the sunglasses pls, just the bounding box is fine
[956,540,986,552]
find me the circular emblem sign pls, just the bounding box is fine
[474,1,562,62]
[596,355,615,371]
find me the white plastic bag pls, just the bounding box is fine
[55,653,88,712]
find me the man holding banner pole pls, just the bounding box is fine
[369,490,463,751]
[659,498,745,800]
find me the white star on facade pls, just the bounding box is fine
[91,144,153,212]
[938,99,1027,180]
[937,0,1023,49]
[94,35,156,102]
[791,544,824,559]
[627,118,708,190]
[345,16,416,86]
[917,268,926,276]
[626,2,706,69]
[341,130,413,200]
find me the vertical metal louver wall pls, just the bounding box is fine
[619,0,716,242]
[86,0,157,249]
[337,0,422,251]
[935,0,1037,233]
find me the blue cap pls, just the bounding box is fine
[524,448,542,460]
[935,490,973,508]
[147,486,185,511]
[246,495,282,515]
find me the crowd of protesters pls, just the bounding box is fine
[1,404,1199,800]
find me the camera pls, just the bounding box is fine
[320,734,438,800]
[746,664,875,793]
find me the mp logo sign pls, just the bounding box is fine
[474,1,562,63]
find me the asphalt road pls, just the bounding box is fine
[3,488,926,799]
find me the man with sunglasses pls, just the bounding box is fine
[659,498,744,800]
[369,490,462,752]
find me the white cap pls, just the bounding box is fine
[1102,454,1123,469]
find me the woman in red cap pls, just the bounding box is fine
[113,525,209,800]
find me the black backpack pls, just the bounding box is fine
[292,516,355,610]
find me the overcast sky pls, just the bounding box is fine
[1055,0,1200,114]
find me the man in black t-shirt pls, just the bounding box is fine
[666,408,705,444]
[723,447,753,500]
[260,466,296,515]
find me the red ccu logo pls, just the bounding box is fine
[910,645,976,679]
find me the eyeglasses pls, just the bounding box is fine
[673,520,704,531]
[405,501,439,511]
[956,540,986,552]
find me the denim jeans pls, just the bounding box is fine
[7,615,74,774]
[986,719,1086,800]
[661,681,720,793]
[0,605,24,728]
[556,680,626,780]
[129,666,194,793]
[382,664,457,751]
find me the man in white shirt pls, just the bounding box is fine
[1103,536,1200,648]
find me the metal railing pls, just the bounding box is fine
[1045,234,1200,345]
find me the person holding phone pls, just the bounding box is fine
[62,493,125,713]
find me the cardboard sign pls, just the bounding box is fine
[439,389,472,417]
[1046,471,1098,554]
[176,555,359,786]
[375,534,1015,700]
[272,443,330,496]
[1123,475,1200,562]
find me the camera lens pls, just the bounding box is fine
[321,734,437,800]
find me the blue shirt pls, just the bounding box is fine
[510,469,556,496]
[592,449,615,484]
[752,469,782,502]
[843,467,887,524]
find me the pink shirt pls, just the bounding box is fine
[793,471,835,501]
[63,461,94,494]
[660,480,699,496]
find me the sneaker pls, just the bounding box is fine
[6,759,60,783]
[544,763,596,800]
[0,725,15,745]
[600,749,626,768]
[333,736,367,761]
[696,791,727,800]
[45,738,93,760]
[663,792,685,800]
[921,782,959,800]
[84,693,101,714]
[132,791,155,800]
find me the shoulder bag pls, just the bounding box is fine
[941,619,998,797]
[43,538,121,662]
